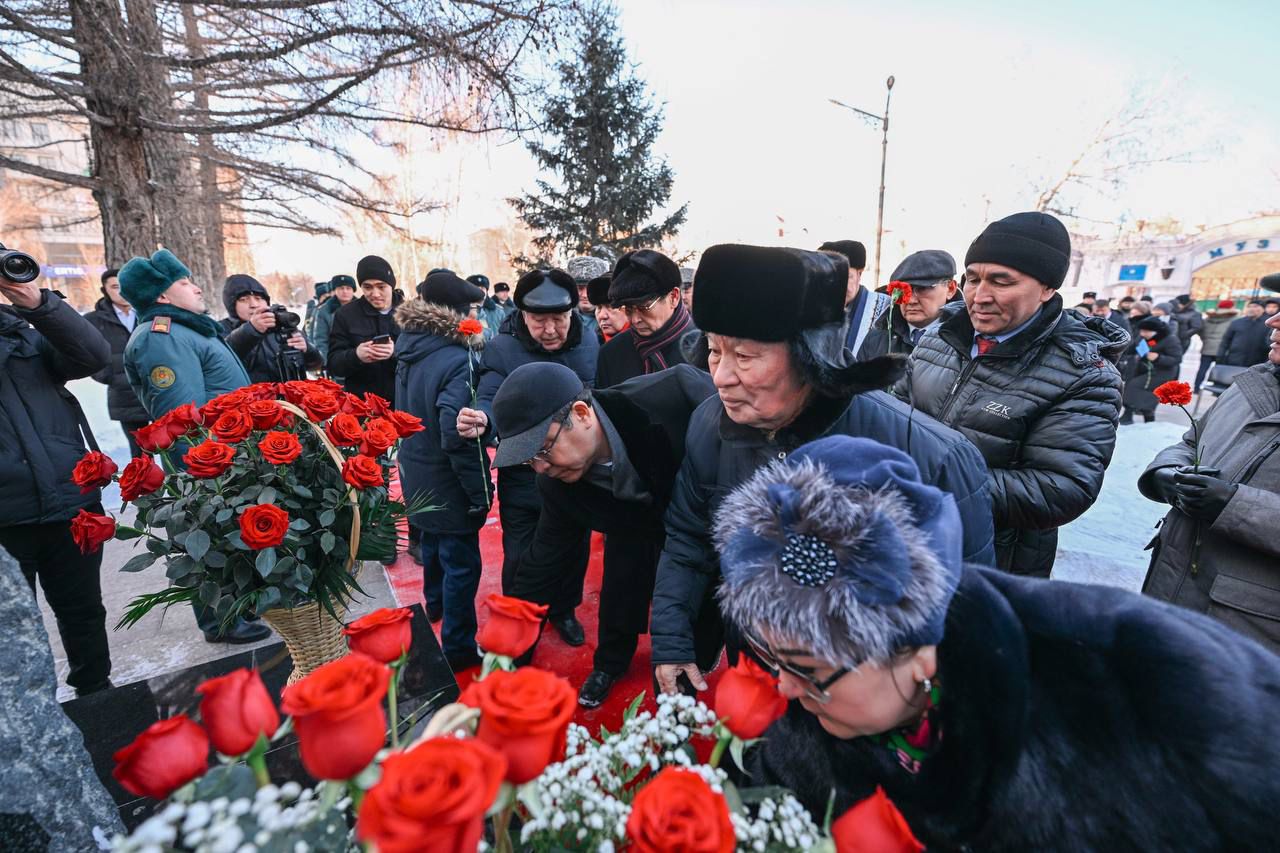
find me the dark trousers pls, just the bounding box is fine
[419,528,482,659]
[1194,353,1217,391]
[0,511,111,691]
[594,533,663,675]
[497,469,587,620]
[121,420,149,458]
[1120,406,1156,424]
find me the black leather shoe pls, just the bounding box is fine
[204,621,272,645]
[74,679,115,698]
[550,614,586,647]
[578,670,618,708]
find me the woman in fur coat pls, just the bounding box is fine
[719,435,1280,852]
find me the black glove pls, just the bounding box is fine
[1171,469,1236,523]
[1147,466,1180,505]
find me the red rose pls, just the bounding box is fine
[280,380,311,405]
[280,653,389,780]
[211,409,254,443]
[357,736,506,853]
[111,715,209,800]
[461,667,576,784]
[363,392,392,417]
[201,389,251,424]
[258,430,303,465]
[832,787,924,853]
[1154,380,1193,407]
[887,280,914,306]
[245,381,281,401]
[343,607,413,664]
[133,404,200,453]
[118,455,165,502]
[457,318,484,337]
[70,508,116,554]
[312,377,345,394]
[132,422,173,453]
[340,393,371,418]
[326,413,365,447]
[195,668,280,757]
[164,402,203,432]
[714,655,786,740]
[71,450,118,493]
[239,504,290,549]
[342,454,385,489]
[246,399,284,430]
[386,410,426,438]
[359,418,399,456]
[300,391,341,422]
[183,440,237,478]
[475,594,548,658]
[626,767,735,853]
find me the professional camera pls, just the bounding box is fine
[0,243,40,284]
[1262,273,1280,294]
[269,304,301,335]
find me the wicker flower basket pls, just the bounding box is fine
[261,597,351,684]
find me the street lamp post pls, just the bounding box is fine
[829,75,895,287]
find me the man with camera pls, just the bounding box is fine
[0,242,114,696]
[221,274,322,383]
[120,249,271,645]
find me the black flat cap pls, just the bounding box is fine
[492,362,585,467]
[888,250,956,288]
[514,268,576,314]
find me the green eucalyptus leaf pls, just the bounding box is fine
[186,529,211,561]
[198,580,220,606]
[274,556,296,576]
[233,561,251,588]
[320,532,336,554]
[289,518,310,532]
[121,552,159,573]
[255,548,277,578]
[215,508,233,523]
[292,484,313,499]
[146,538,171,556]
[318,509,335,527]
[257,586,281,611]
[258,486,277,505]
[228,531,250,550]
[203,550,227,568]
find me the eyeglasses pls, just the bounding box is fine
[527,412,570,466]
[622,295,664,317]
[744,628,850,704]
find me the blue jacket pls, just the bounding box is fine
[124,315,250,419]
[393,299,493,534]
[650,388,995,664]
[0,292,110,525]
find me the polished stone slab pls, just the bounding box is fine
[60,604,458,830]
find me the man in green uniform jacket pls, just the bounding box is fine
[118,248,271,645]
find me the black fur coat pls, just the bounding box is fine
[747,566,1280,851]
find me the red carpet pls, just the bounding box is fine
[385,467,724,734]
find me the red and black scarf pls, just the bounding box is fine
[634,300,694,374]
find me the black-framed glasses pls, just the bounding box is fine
[622,294,664,316]
[744,628,850,704]
[527,412,571,466]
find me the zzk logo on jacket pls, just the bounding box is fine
[982,400,1012,419]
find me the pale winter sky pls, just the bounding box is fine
[256,0,1279,284]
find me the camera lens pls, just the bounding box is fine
[0,250,40,284]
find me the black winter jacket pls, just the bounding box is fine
[1218,315,1272,367]
[1122,325,1183,412]
[474,310,599,429]
[511,366,717,603]
[893,295,1125,576]
[747,566,1280,852]
[393,300,492,535]
[649,389,995,665]
[220,317,322,383]
[1171,304,1204,351]
[595,327,691,389]
[856,306,928,360]
[0,292,110,526]
[327,295,403,403]
[83,297,148,423]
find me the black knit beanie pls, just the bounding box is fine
[964,212,1071,289]
[356,255,396,287]
[609,250,681,305]
[818,240,866,271]
[419,270,485,312]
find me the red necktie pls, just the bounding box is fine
[976,335,998,355]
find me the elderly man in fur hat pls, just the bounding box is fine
[649,244,995,695]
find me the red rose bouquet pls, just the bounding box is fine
[71,379,428,634]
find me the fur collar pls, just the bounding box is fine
[394,299,484,348]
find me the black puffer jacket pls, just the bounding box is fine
[1218,315,1272,367]
[649,389,995,665]
[893,294,1125,576]
[83,297,148,423]
[0,292,110,526]
[747,566,1280,852]
[394,299,492,535]
[327,294,404,403]
[1122,324,1183,412]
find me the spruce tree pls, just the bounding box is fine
[511,5,688,260]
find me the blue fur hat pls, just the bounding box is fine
[715,435,962,667]
[118,249,191,311]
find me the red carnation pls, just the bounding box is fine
[887,280,913,305]
[457,318,484,337]
[1153,380,1193,407]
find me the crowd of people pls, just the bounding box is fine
[2,207,1278,846]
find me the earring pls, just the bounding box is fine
[920,677,932,694]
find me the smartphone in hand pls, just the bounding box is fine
[371,334,392,345]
